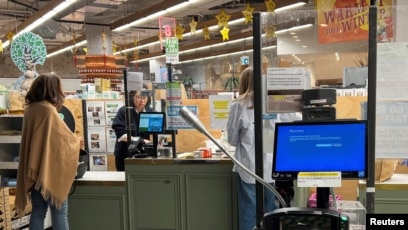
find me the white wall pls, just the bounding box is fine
[0,78,81,92]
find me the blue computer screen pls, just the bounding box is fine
[272,120,368,180]
[138,112,166,133]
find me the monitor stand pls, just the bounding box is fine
[316,187,331,209]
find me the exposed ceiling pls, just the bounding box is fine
[0,0,264,50]
[0,0,369,70]
[0,0,321,58]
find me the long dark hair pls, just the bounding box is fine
[25,73,65,110]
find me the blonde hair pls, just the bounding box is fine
[236,67,254,109]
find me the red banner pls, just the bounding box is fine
[317,0,393,43]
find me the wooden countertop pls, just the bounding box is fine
[75,171,125,186]
[359,174,408,190]
[124,156,234,166]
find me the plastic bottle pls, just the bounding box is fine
[220,129,229,151]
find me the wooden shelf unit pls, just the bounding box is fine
[76,55,126,92]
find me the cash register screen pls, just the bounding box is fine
[137,112,166,134]
[272,120,368,180]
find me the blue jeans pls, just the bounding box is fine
[237,175,276,230]
[29,188,69,230]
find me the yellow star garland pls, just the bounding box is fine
[265,24,277,39]
[0,40,3,53]
[242,3,254,25]
[176,23,185,40]
[189,17,198,34]
[203,25,211,40]
[220,26,230,41]
[216,9,231,27]
[265,0,276,12]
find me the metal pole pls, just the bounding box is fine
[366,0,378,214]
[123,68,133,157]
[253,12,265,229]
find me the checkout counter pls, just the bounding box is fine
[125,157,238,230]
[68,157,238,230]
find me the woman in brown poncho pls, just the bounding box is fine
[15,73,80,230]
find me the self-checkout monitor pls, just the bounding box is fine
[272,120,368,180]
[137,112,166,134]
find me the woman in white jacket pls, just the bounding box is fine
[227,67,275,230]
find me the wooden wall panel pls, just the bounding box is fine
[175,99,223,153]
[64,99,84,139]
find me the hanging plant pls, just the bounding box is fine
[224,74,239,91]
[181,77,194,88]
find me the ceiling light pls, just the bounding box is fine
[275,1,307,13]
[47,40,87,58]
[275,24,313,34]
[113,0,199,32]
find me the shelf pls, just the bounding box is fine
[12,214,30,229]
[0,114,23,117]
[0,135,21,143]
[78,73,123,77]
[0,162,18,169]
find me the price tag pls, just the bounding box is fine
[297,172,342,187]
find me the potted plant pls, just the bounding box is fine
[181,77,194,98]
[224,73,239,92]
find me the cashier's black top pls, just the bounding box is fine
[111,106,152,159]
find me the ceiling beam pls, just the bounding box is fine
[1,0,64,43]
[110,0,185,30]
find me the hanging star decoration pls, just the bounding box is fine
[265,0,276,12]
[265,24,277,39]
[134,39,139,60]
[112,42,117,53]
[241,3,254,25]
[189,17,198,34]
[220,26,230,41]
[72,33,78,55]
[134,51,139,60]
[216,9,231,27]
[0,40,3,53]
[101,31,106,52]
[203,25,211,40]
[7,31,13,43]
[176,23,185,40]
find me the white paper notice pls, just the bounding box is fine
[209,94,232,129]
[377,42,408,100]
[127,72,144,91]
[267,67,306,90]
[297,172,342,188]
